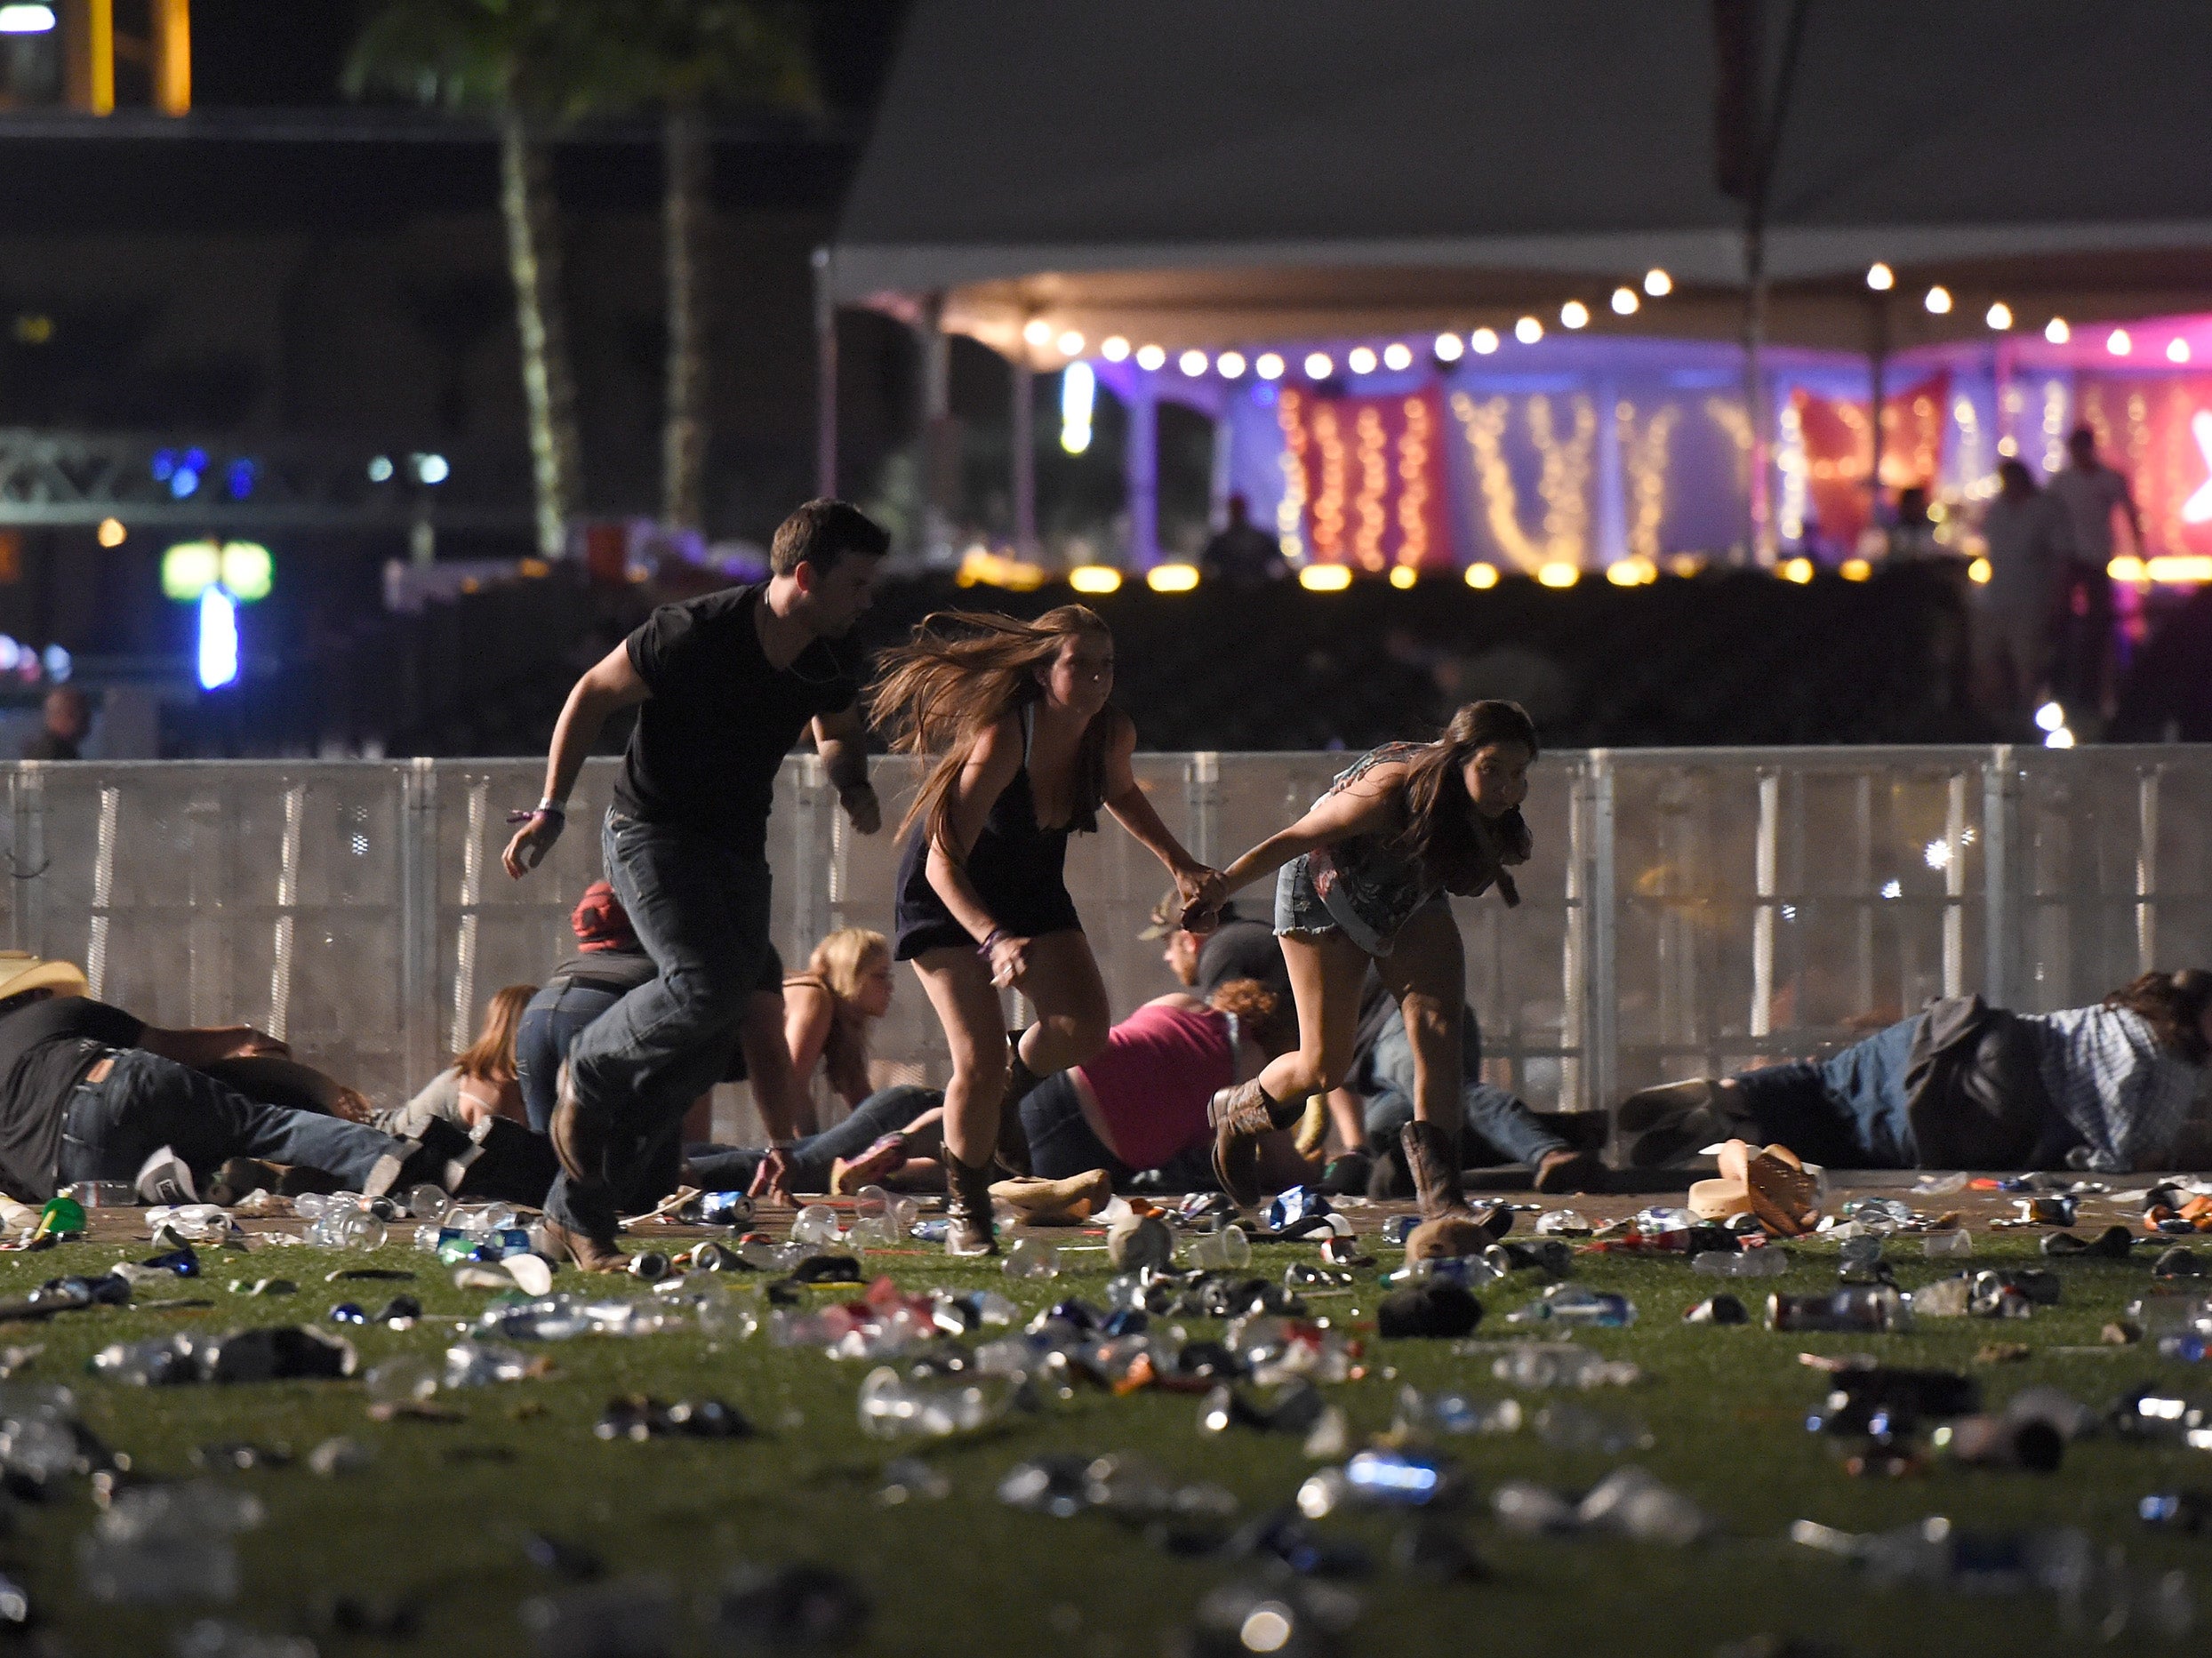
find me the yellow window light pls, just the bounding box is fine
[161,540,220,601]
[956,548,1047,591]
[1068,565,1122,595]
[1145,563,1200,593]
[2148,556,2212,584]
[1668,554,1708,579]
[96,517,125,548]
[1865,261,1895,291]
[1839,557,1872,581]
[1388,565,1417,589]
[1298,565,1353,592]
[219,541,273,603]
[1537,562,1578,589]
[1781,557,1815,583]
[1968,557,1992,584]
[1465,564,1500,589]
[2108,555,2148,582]
[1605,559,1642,587]
[1643,268,1673,297]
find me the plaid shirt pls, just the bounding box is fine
[2018,1005,2205,1172]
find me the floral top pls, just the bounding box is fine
[1285,742,1527,955]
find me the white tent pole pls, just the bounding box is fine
[1867,297,1888,533]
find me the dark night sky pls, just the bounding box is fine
[186,0,909,121]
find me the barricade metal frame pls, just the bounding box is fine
[3,749,2206,1126]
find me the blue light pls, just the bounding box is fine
[41,644,68,683]
[183,447,207,472]
[169,469,200,500]
[0,5,59,34]
[196,589,238,690]
[150,449,176,483]
[225,459,256,501]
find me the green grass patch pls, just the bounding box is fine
[0,1224,2200,1656]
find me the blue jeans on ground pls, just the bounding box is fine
[517,983,622,1136]
[58,1047,411,1193]
[549,811,774,1235]
[685,1085,942,1194]
[1021,1072,1136,1185]
[1725,1013,1921,1167]
[1359,1005,1566,1167]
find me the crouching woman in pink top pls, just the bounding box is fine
[1017,979,1312,1189]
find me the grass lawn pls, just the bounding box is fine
[0,1186,2202,1657]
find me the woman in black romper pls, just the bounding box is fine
[872,605,1222,1255]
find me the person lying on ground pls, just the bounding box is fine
[383,983,535,1138]
[1015,977,1315,1194]
[0,952,484,1208]
[1618,969,2212,1174]
[781,926,897,1125]
[687,977,1318,1202]
[685,1082,946,1202]
[1142,885,1291,1002]
[1337,966,1603,1197]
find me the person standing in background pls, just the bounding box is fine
[2048,426,2145,724]
[20,687,89,761]
[1974,459,2072,731]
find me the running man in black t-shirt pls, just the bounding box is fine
[501,500,889,1270]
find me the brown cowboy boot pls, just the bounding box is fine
[995,1030,1038,1177]
[1400,1119,1498,1261]
[943,1149,1000,1257]
[1208,1077,1296,1209]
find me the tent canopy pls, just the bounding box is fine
[832,1,2212,358]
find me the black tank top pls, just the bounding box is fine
[891,705,1083,958]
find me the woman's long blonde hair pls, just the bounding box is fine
[868,605,1118,848]
[455,984,535,1084]
[803,927,887,1104]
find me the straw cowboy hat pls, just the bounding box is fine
[0,953,88,1001]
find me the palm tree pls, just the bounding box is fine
[578,2,814,536]
[345,0,584,564]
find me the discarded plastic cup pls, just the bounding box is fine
[1535,1404,1655,1454]
[1002,1238,1060,1281]
[1535,1209,1591,1237]
[856,1366,1014,1438]
[789,1206,843,1248]
[1923,1229,1973,1258]
[1186,1225,1251,1271]
[1692,1248,1788,1278]
[405,1185,451,1222]
[364,1355,438,1406]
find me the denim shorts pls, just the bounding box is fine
[1274,856,1448,957]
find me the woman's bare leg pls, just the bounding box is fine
[1257,932,1373,1102]
[1008,929,1111,1076]
[910,947,1009,1170]
[1374,905,1467,1132]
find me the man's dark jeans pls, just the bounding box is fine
[549,810,773,1236]
[1359,1005,1566,1167]
[1725,1013,1922,1167]
[517,982,624,1136]
[59,1048,410,1193]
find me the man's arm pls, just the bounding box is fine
[137,1025,287,1068]
[501,645,652,878]
[2118,473,2147,557]
[813,705,880,835]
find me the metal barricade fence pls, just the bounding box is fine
[2,748,2208,1128]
